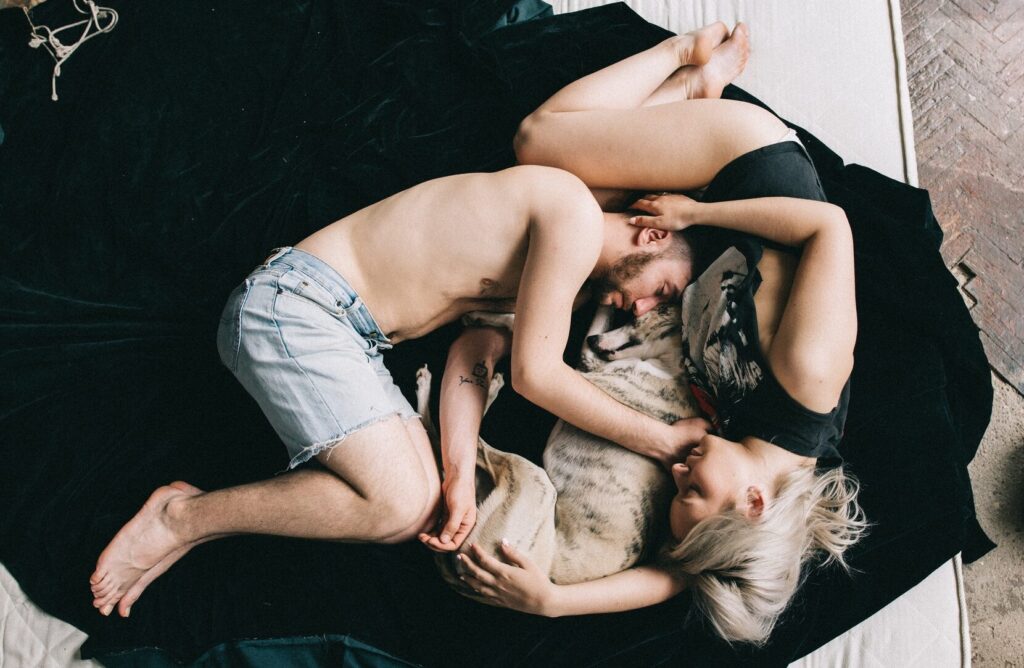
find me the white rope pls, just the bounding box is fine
[22,0,118,101]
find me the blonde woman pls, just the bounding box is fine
[456,24,867,644]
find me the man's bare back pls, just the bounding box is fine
[296,166,599,343]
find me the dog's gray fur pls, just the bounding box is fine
[416,303,698,596]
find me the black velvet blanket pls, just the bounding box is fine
[0,1,994,665]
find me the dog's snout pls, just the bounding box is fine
[586,334,614,361]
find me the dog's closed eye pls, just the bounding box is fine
[587,333,642,360]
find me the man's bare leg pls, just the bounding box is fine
[90,415,440,617]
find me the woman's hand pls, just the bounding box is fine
[419,471,476,552]
[458,541,559,616]
[628,193,701,231]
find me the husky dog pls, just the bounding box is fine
[417,302,699,594]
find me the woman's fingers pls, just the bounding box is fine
[457,549,499,586]
[460,570,497,596]
[629,197,661,213]
[629,214,664,228]
[498,540,528,569]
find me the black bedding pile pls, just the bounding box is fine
[0,1,994,665]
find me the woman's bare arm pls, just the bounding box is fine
[459,541,686,616]
[632,195,856,411]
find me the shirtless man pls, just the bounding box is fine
[89,23,767,618]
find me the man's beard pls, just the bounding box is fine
[592,250,659,303]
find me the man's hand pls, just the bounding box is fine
[419,472,476,552]
[628,193,701,231]
[458,541,559,616]
[647,416,711,469]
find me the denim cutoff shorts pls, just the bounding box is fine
[216,247,419,469]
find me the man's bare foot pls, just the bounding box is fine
[671,21,729,68]
[89,481,202,617]
[688,22,750,99]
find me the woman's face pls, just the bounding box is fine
[668,433,756,541]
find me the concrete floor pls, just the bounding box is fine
[900,0,1024,663]
[963,376,1024,666]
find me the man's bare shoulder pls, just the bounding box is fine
[494,165,592,196]
[492,166,602,231]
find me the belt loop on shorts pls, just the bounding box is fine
[262,246,292,267]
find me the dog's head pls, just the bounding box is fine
[583,303,683,373]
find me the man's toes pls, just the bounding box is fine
[118,590,142,617]
[119,579,149,612]
[92,579,116,598]
[94,582,126,608]
[93,592,116,610]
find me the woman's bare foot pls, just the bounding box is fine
[671,21,729,68]
[688,22,750,99]
[643,23,748,107]
[89,481,202,617]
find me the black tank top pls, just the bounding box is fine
[680,240,846,467]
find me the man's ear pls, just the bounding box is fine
[635,225,671,248]
[744,486,765,520]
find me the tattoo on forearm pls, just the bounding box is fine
[458,360,489,389]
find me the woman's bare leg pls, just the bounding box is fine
[515,23,782,192]
[586,25,752,208]
[530,23,728,115]
[642,24,750,107]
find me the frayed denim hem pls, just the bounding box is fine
[283,411,422,471]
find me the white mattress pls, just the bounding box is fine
[551,0,918,187]
[0,1,964,667]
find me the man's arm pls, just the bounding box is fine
[509,171,705,465]
[631,194,856,411]
[420,326,512,552]
[460,541,686,616]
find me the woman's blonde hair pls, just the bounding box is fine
[663,466,868,645]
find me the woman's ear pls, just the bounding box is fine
[744,486,765,520]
